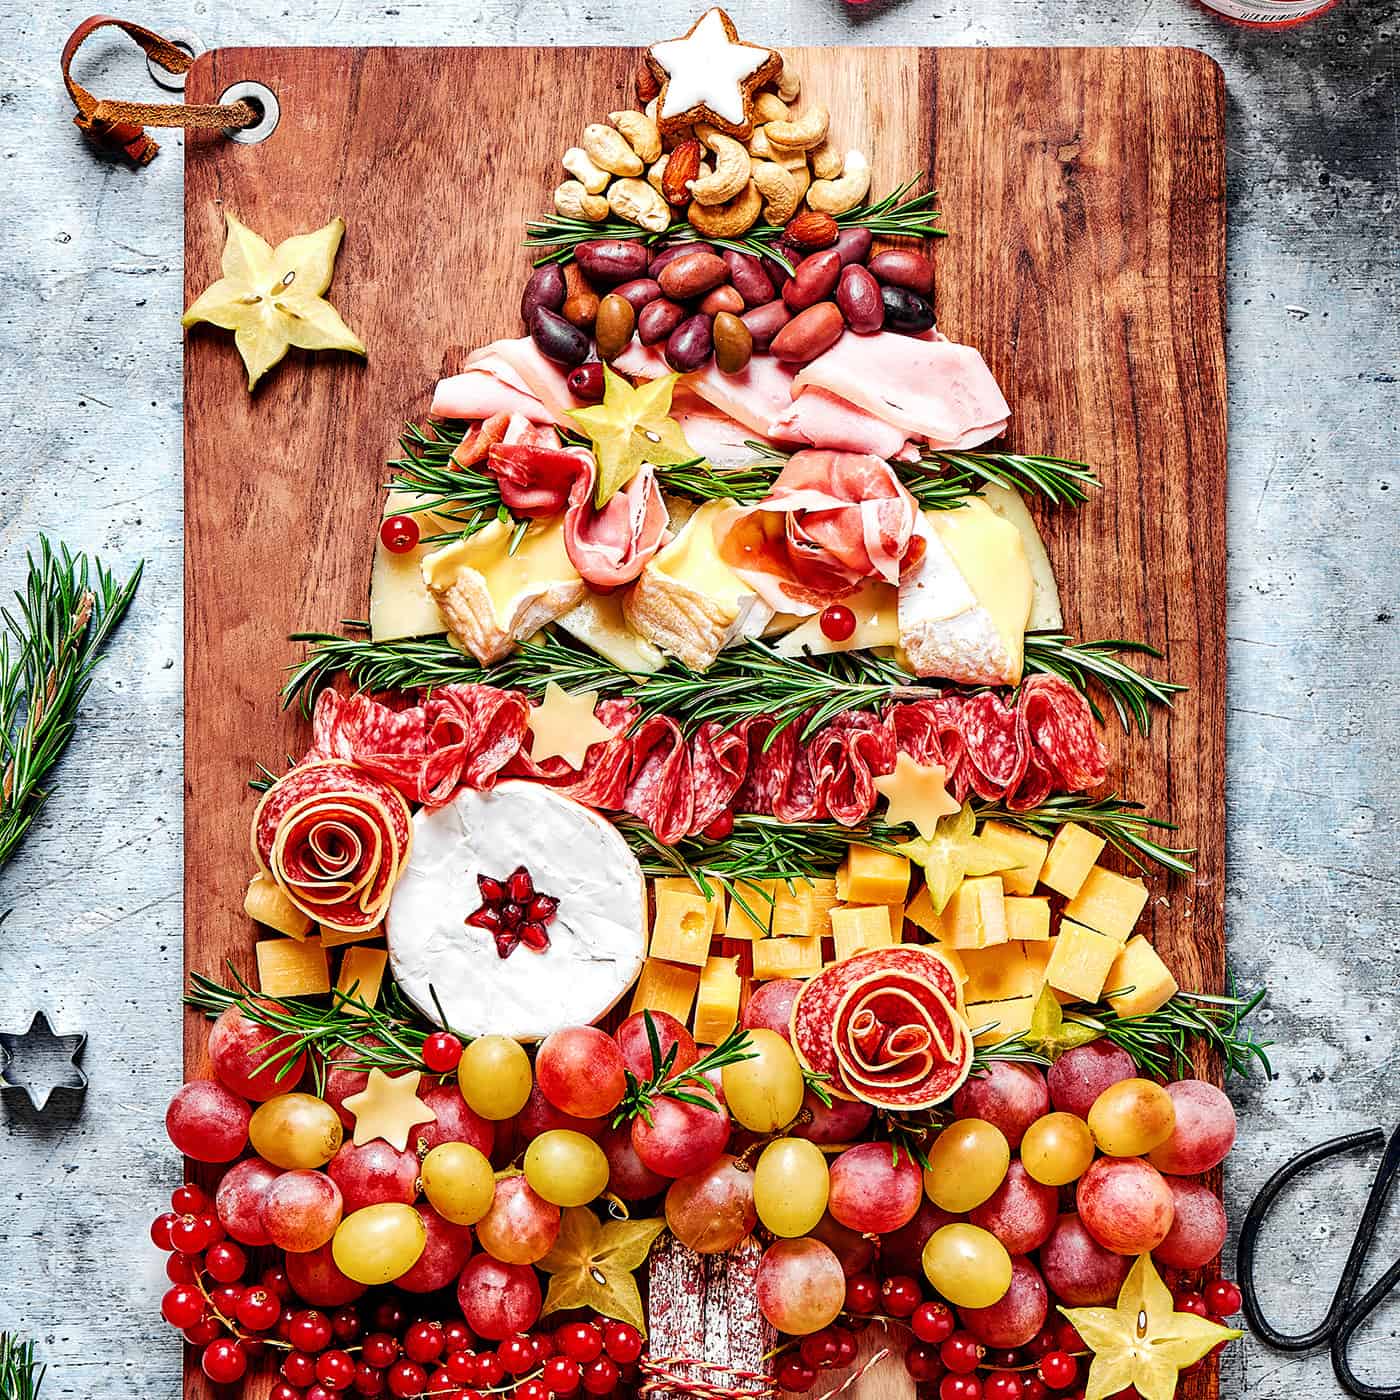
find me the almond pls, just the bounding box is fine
[662,138,702,206]
[636,60,661,104]
[785,209,840,249]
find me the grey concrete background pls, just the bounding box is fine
[0,0,1395,1396]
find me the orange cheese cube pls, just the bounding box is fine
[1063,867,1149,943]
[938,876,1008,949]
[318,922,385,949]
[905,883,940,935]
[694,956,742,1044]
[256,937,330,998]
[967,995,1037,1047]
[649,888,715,967]
[1005,896,1051,942]
[751,936,823,980]
[337,946,388,1013]
[244,873,313,940]
[1045,920,1120,1002]
[654,877,726,936]
[724,880,779,940]
[978,821,1050,896]
[1039,824,1106,898]
[629,958,700,1023]
[830,905,894,961]
[843,844,911,904]
[772,879,840,939]
[1105,936,1179,1018]
[959,944,1035,1003]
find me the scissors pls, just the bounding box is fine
[1238,1124,1400,1400]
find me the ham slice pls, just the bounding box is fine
[773,387,910,459]
[686,357,800,438]
[431,356,554,423]
[792,332,1010,448]
[463,337,583,424]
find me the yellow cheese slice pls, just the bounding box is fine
[556,592,666,673]
[369,489,453,642]
[772,579,900,658]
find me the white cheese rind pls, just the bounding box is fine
[386,781,646,1040]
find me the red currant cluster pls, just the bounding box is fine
[150,1182,644,1398]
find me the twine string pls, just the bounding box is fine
[639,1355,778,1399]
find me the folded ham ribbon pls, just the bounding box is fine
[252,760,413,933]
[486,441,668,590]
[719,449,919,613]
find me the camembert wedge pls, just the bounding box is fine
[624,501,772,670]
[421,518,584,665]
[897,499,1033,685]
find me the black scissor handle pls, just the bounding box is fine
[1331,1253,1400,1400]
[1238,1127,1387,1351]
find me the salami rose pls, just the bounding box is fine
[252,761,412,934]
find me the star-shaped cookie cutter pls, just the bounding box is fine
[0,1011,88,1111]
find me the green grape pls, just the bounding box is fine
[721,1029,804,1133]
[1087,1078,1176,1157]
[332,1203,426,1285]
[248,1093,343,1170]
[754,1137,829,1238]
[922,1223,1013,1308]
[458,1035,533,1121]
[1020,1111,1096,1186]
[922,1119,1010,1212]
[421,1142,497,1224]
[523,1129,610,1207]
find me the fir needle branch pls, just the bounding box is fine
[1022,633,1186,736]
[982,793,1195,877]
[0,539,143,868]
[0,1334,44,1400]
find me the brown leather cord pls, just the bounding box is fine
[61,15,258,164]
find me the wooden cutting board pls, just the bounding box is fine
[183,42,1226,1400]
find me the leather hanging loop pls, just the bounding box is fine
[61,14,257,165]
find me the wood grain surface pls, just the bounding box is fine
[183,42,1225,1400]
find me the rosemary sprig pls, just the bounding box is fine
[922,450,1101,508]
[1023,633,1185,736]
[0,1334,43,1400]
[187,965,455,1091]
[283,627,468,715]
[615,1013,757,1124]
[984,793,1195,877]
[0,539,142,869]
[833,178,946,242]
[386,422,513,540]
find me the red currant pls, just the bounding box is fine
[306,1387,336,1400]
[940,1376,983,1400]
[328,1308,359,1344]
[602,1322,642,1364]
[447,1350,479,1384]
[556,1322,603,1364]
[533,1332,555,1362]
[702,810,735,840]
[171,1183,210,1215]
[819,603,857,642]
[405,1321,446,1364]
[1038,1352,1078,1390]
[353,1361,386,1396]
[317,1350,358,1392]
[170,1212,215,1254]
[202,1339,249,1384]
[237,1287,283,1332]
[373,1300,408,1333]
[844,1273,879,1314]
[986,1349,1022,1369]
[1206,1279,1243,1318]
[270,1384,305,1400]
[1022,1382,1048,1400]
[443,1320,474,1352]
[1027,1328,1059,1359]
[283,1352,320,1387]
[776,1356,817,1392]
[475,1353,506,1388]
[912,1300,956,1344]
[543,1355,581,1394]
[497,1335,534,1375]
[380,515,420,554]
[517,1382,551,1400]
[829,1327,857,1367]
[581,1357,619,1395]
[422,1031,464,1074]
[985,1373,1025,1400]
[165,1252,198,1284]
[1173,1292,1208,1318]
[150,1212,178,1251]
[940,1333,983,1375]
[1054,1322,1084,1354]
[161,1285,206,1329]
[204,1240,247,1283]
[799,1331,840,1370]
[210,1284,244,1319]
[386,1360,428,1399]
[881,1274,923,1317]
[362,1334,401,1369]
[184,1316,222,1347]
[289,1309,334,1354]
[261,1265,292,1299]
[905,1342,943,1382]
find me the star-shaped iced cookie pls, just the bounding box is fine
[646,8,780,138]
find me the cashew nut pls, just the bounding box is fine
[645,98,659,123]
[776,59,801,103]
[753,92,790,123]
[562,146,611,194]
[748,125,776,161]
[810,140,843,181]
[647,154,669,199]
[752,162,801,225]
[609,109,662,165]
[554,180,610,222]
[687,180,763,238]
[582,122,644,177]
[608,177,670,233]
[767,104,830,153]
[806,150,871,216]
[689,127,752,206]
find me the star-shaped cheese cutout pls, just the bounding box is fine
[1023,985,1102,1060]
[1061,1254,1242,1400]
[539,1207,667,1334]
[567,368,699,506]
[527,683,614,769]
[342,1068,436,1151]
[182,211,366,390]
[897,802,1008,915]
[648,8,776,131]
[874,754,961,840]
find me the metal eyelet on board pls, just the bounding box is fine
[220,81,281,145]
[146,27,205,92]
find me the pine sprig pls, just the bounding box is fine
[0,539,143,869]
[0,1334,43,1400]
[1023,633,1185,736]
[615,1013,757,1124]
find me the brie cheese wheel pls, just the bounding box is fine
[387,781,646,1040]
[898,500,1033,685]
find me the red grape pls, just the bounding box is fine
[208,1003,308,1101]
[327,1140,420,1213]
[536,1027,627,1119]
[321,1037,384,1129]
[396,1203,474,1292]
[880,1198,959,1278]
[631,1090,730,1178]
[959,1256,1048,1348]
[807,1211,875,1277]
[262,1169,344,1253]
[417,1083,496,1157]
[166,1080,251,1162]
[1038,1213,1131,1305]
[1146,1080,1237,1175]
[514,1082,607,1143]
[216,1156,281,1246]
[1152,1176,1228,1269]
[741,979,803,1040]
[614,1010,698,1080]
[953,1063,1050,1149]
[475,1173,561,1265]
[285,1242,367,1308]
[756,1238,846,1335]
[970,1162,1058,1254]
[793,1089,873,1145]
[665,1155,757,1253]
[1047,1043,1135,1120]
[457,1255,543,1340]
[827,1142,923,1233]
[1076,1157,1176,1255]
[599,1122,669,1200]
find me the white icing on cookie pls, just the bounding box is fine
[650,9,774,128]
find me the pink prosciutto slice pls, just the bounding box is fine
[462,337,584,423]
[431,355,554,423]
[772,386,910,458]
[564,462,668,590]
[792,331,1010,448]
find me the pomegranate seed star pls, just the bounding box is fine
[342,1067,438,1152]
[526,681,615,770]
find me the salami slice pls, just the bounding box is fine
[622,715,694,846]
[1016,674,1109,801]
[956,691,1026,796]
[688,720,752,833]
[808,711,896,827]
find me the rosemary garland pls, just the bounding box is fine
[614,1014,756,1124]
[0,539,143,870]
[0,1334,43,1400]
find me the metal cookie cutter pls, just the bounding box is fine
[0,1011,88,1111]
